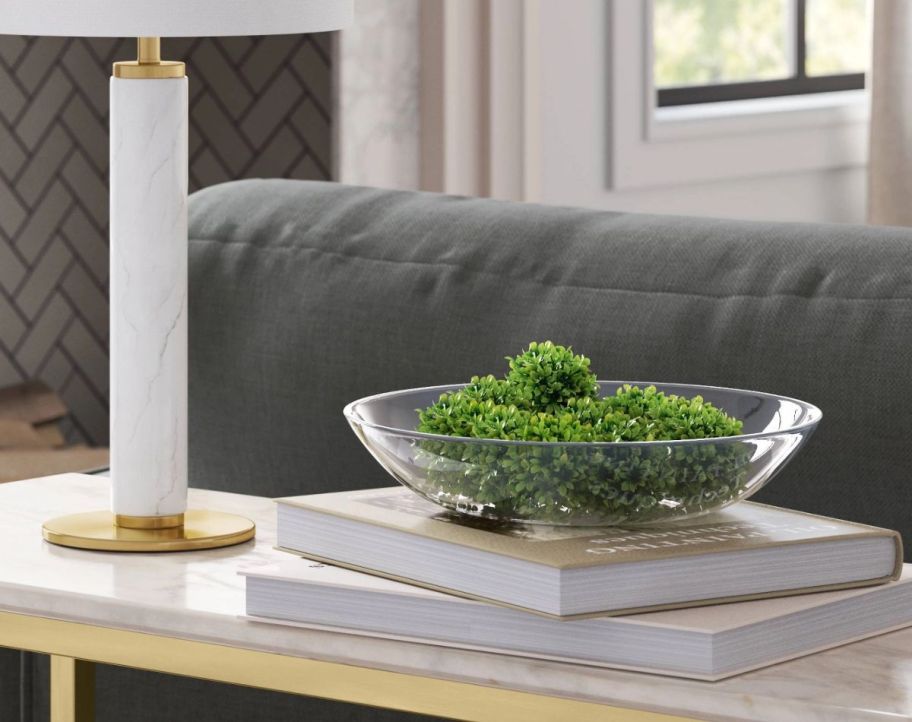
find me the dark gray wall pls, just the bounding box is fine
[0,34,334,444]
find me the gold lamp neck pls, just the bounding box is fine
[137,37,162,65]
[113,37,186,79]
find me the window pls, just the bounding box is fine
[654,0,869,107]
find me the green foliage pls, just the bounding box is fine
[805,0,868,76]
[653,0,868,89]
[653,0,789,88]
[419,341,742,443]
[505,340,600,412]
[414,342,749,524]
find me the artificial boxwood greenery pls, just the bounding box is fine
[414,342,750,524]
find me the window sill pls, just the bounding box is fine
[649,90,869,142]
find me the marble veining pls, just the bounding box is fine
[109,77,189,516]
[3,474,912,722]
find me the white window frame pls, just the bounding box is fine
[606,0,869,189]
[412,0,869,200]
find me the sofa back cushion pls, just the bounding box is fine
[188,179,912,552]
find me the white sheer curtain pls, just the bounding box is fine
[868,0,912,225]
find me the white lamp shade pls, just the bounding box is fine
[0,0,351,37]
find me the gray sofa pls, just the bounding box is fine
[9,178,912,719]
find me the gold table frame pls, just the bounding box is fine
[0,610,698,722]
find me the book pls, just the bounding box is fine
[243,560,912,681]
[276,487,903,618]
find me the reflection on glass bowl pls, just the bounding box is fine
[344,381,821,526]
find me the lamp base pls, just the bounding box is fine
[42,510,255,552]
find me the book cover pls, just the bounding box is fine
[243,560,912,680]
[278,486,903,572]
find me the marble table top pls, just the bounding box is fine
[1,473,910,722]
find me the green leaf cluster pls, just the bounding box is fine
[418,341,742,443]
[413,341,750,524]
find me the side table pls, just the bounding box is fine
[1,474,910,722]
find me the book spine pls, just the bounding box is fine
[891,532,904,580]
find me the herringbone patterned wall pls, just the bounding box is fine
[0,34,333,445]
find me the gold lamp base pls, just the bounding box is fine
[42,510,255,552]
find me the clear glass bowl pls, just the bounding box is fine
[343,382,822,526]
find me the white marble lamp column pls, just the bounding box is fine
[109,72,188,521]
[0,0,352,551]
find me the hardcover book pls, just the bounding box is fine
[276,487,902,618]
[243,560,912,681]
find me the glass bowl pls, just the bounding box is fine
[343,382,821,526]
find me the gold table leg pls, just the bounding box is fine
[50,655,95,722]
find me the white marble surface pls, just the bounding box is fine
[3,473,912,722]
[109,77,189,517]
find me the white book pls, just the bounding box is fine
[243,561,912,681]
[275,487,902,617]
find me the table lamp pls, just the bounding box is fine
[0,0,352,552]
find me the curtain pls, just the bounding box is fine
[868,0,912,225]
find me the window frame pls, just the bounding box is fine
[597,0,869,190]
[410,0,870,216]
[655,0,866,108]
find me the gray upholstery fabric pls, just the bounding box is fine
[24,656,430,722]
[0,649,21,720]
[9,179,912,719]
[185,179,912,540]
